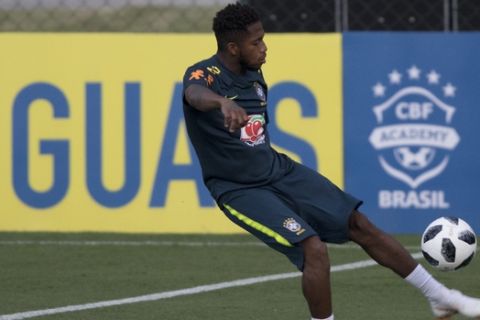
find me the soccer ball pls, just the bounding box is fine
[421,217,477,271]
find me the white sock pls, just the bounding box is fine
[405,264,449,302]
[312,315,334,320]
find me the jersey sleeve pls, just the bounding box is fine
[183,64,215,90]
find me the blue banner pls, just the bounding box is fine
[343,33,480,233]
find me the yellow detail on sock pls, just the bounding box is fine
[223,204,293,247]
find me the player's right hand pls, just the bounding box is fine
[220,100,249,133]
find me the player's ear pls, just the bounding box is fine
[226,42,239,56]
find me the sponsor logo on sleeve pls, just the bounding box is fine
[189,69,205,80]
[189,69,214,86]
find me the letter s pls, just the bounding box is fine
[268,82,318,170]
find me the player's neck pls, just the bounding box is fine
[216,52,245,76]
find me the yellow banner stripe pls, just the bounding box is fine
[223,204,293,247]
[0,34,342,233]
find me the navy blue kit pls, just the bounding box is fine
[183,55,361,269]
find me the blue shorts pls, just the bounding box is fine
[218,162,362,270]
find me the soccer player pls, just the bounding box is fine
[182,2,480,319]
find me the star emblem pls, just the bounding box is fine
[443,83,456,97]
[427,70,441,84]
[388,70,402,84]
[372,82,386,97]
[407,65,421,80]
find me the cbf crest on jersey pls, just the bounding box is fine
[253,81,266,102]
[369,66,460,189]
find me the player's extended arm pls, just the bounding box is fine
[185,84,248,132]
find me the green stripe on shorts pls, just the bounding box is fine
[223,203,293,247]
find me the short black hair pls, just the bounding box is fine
[212,2,260,51]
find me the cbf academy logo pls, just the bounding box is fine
[368,66,460,209]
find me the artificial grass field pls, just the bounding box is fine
[0,233,478,320]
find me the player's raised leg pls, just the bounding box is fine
[348,210,417,276]
[348,210,480,319]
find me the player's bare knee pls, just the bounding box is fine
[302,236,330,270]
[348,210,381,244]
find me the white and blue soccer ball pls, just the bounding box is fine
[421,217,477,271]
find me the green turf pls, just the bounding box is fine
[0,232,478,319]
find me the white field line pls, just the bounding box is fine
[0,240,266,247]
[0,239,422,250]
[0,252,424,320]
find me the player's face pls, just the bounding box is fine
[238,21,267,70]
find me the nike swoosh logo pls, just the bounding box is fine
[225,95,238,100]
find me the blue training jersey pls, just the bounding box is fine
[182,54,293,200]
